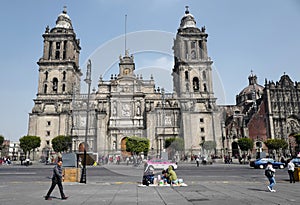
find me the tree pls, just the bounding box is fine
[0,135,4,146]
[0,135,4,157]
[165,138,184,151]
[0,135,4,150]
[238,138,254,152]
[126,136,150,156]
[165,137,184,160]
[264,138,288,160]
[200,140,216,154]
[294,133,300,146]
[237,138,253,163]
[19,135,41,158]
[52,135,72,153]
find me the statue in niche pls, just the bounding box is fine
[122,104,130,117]
[80,116,86,128]
[136,102,141,116]
[112,102,117,116]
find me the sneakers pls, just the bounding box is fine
[61,196,68,200]
[267,186,276,192]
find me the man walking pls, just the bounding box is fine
[45,159,68,200]
[287,159,296,183]
[265,161,276,192]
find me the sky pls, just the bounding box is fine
[0,0,299,141]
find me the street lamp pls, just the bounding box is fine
[80,59,92,184]
[161,88,165,158]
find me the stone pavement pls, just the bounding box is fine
[0,164,299,205]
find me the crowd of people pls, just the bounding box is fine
[0,157,11,165]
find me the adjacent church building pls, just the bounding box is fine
[27,7,300,161]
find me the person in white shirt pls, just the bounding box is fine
[287,159,296,183]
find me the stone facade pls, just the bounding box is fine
[222,73,300,158]
[28,7,300,161]
[28,7,222,160]
[263,74,300,156]
[28,8,82,158]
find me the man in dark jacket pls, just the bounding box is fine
[45,159,68,200]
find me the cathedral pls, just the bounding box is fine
[28,7,300,161]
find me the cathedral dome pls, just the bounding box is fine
[236,72,264,106]
[55,7,73,29]
[180,6,197,29]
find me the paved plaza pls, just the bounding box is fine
[0,164,299,205]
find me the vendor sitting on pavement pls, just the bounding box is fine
[142,166,155,186]
[166,165,178,185]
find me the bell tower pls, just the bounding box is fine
[37,7,81,96]
[28,7,81,155]
[173,6,214,100]
[173,6,220,154]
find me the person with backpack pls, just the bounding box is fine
[265,161,276,192]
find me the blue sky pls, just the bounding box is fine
[1,0,299,141]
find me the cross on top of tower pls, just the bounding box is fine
[63,6,67,14]
[185,6,190,14]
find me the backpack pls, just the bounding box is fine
[265,169,273,178]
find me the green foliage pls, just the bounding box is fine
[126,136,150,155]
[19,135,41,156]
[51,135,72,153]
[164,137,184,151]
[294,133,300,145]
[0,135,4,149]
[200,140,216,151]
[264,138,288,151]
[237,138,254,151]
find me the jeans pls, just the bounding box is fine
[288,170,295,183]
[268,177,276,189]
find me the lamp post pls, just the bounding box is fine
[80,59,92,184]
[161,88,165,159]
[221,121,225,156]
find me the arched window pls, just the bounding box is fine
[45,71,48,81]
[62,71,66,81]
[185,71,189,80]
[52,78,58,92]
[62,84,66,92]
[193,77,199,91]
[44,84,48,94]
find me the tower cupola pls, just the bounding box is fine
[55,7,73,29]
[180,6,197,29]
